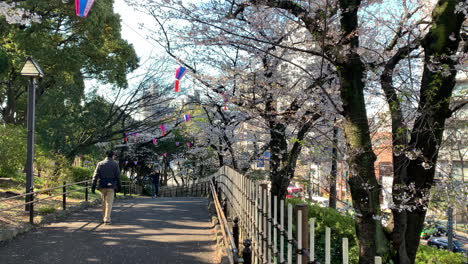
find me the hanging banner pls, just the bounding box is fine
[75,0,95,17]
[184,114,191,122]
[152,138,157,144]
[174,66,187,92]
[160,124,165,136]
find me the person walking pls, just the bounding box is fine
[92,150,121,224]
[150,169,160,198]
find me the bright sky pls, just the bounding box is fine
[85,1,162,95]
[114,0,156,65]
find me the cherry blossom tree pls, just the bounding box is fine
[127,0,466,263]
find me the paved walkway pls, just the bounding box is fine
[0,197,217,264]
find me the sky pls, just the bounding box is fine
[86,0,162,94]
[113,0,156,67]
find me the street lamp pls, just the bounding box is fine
[20,57,44,211]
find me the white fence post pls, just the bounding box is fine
[343,237,349,264]
[325,227,331,264]
[268,193,272,264]
[298,210,303,264]
[287,203,293,264]
[310,218,315,262]
[280,199,285,263]
[375,256,382,264]
[273,196,278,263]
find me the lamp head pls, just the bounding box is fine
[20,57,44,78]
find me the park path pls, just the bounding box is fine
[0,197,217,264]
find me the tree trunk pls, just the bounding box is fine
[329,124,338,209]
[335,1,388,262]
[395,2,465,262]
[269,123,290,199]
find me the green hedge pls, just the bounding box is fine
[287,198,466,264]
[69,166,93,182]
[288,198,358,264]
[415,245,466,264]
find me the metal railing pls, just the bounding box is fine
[210,178,244,264]
[0,180,135,224]
[212,166,384,264]
[158,181,211,197]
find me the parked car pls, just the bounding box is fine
[286,186,303,198]
[420,221,447,239]
[310,196,328,207]
[427,237,467,253]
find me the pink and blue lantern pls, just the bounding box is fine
[176,142,180,146]
[174,66,187,92]
[75,0,95,17]
[186,142,191,148]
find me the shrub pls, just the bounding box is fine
[0,125,27,179]
[69,166,93,182]
[415,244,466,264]
[288,198,358,264]
[287,198,466,264]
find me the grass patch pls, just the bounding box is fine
[37,205,56,215]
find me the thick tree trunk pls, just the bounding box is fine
[269,123,290,199]
[335,1,388,262]
[392,1,465,263]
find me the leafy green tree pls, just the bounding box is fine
[0,0,138,124]
[0,125,26,179]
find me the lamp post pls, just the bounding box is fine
[20,57,44,211]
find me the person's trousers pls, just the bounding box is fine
[100,188,115,222]
[152,183,159,197]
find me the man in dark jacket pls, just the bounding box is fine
[92,150,121,224]
[150,169,160,198]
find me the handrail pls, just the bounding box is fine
[0,179,92,203]
[0,186,88,212]
[0,178,136,224]
[209,179,242,264]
